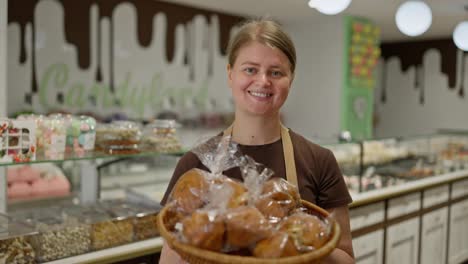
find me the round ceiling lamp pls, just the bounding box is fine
[453,21,468,51]
[308,0,352,15]
[395,1,432,36]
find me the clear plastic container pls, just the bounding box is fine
[64,205,134,250]
[101,200,161,241]
[68,115,96,153]
[0,214,37,264]
[40,115,67,159]
[10,207,91,262]
[142,120,182,153]
[95,121,141,154]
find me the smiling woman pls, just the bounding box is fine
[159,18,355,264]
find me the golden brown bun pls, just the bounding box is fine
[261,178,301,204]
[279,213,329,250]
[253,231,300,258]
[223,177,248,208]
[255,178,301,221]
[182,211,225,251]
[164,204,186,231]
[170,168,209,214]
[225,206,272,248]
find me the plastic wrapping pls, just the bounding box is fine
[67,115,96,153]
[178,210,225,251]
[11,207,91,262]
[167,168,211,215]
[254,178,302,224]
[224,206,272,250]
[40,115,67,159]
[64,205,133,250]
[253,231,299,258]
[278,212,333,252]
[163,135,334,258]
[95,121,141,154]
[141,119,182,153]
[191,135,241,179]
[0,214,37,264]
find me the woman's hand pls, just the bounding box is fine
[322,206,355,264]
[159,241,188,264]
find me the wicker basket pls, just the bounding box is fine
[157,200,341,264]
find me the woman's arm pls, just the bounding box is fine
[322,206,355,264]
[159,241,188,264]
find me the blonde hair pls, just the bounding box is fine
[227,18,297,75]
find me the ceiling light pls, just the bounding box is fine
[395,1,432,37]
[308,0,352,15]
[453,21,468,51]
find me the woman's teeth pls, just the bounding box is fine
[249,91,272,98]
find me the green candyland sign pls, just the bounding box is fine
[341,16,380,140]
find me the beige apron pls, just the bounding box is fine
[223,123,299,190]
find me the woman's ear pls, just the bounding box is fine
[227,64,233,87]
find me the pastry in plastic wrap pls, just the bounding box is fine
[279,212,331,251]
[169,168,210,214]
[253,231,300,258]
[215,177,248,209]
[225,206,272,249]
[181,210,225,251]
[255,178,301,223]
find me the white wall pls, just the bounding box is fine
[0,0,7,117]
[283,17,344,141]
[374,49,468,138]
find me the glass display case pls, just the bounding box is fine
[322,132,468,195]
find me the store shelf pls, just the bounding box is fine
[44,237,163,264]
[350,169,468,207]
[0,149,186,167]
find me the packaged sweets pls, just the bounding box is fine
[141,120,182,153]
[95,121,141,154]
[68,115,96,153]
[40,115,67,159]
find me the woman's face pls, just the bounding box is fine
[227,41,293,117]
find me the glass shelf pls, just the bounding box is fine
[0,149,186,167]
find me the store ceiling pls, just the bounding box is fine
[162,0,468,42]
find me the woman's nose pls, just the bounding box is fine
[256,72,272,87]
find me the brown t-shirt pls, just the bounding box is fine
[160,130,352,209]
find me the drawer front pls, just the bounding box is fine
[452,179,468,199]
[388,193,421,219]
[350,202,385,231]
[353,230,384,264]
[423,185,449,208]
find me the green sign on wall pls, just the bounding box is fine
[341,16,381,140]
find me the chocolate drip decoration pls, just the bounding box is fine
[381,39,458,89]
[95,16,102,82]
[31,19,37,93]
[8,0,244,92]
[381,62,387,103]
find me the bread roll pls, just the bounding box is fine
[170,168,209,214]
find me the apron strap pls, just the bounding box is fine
[222,123,299,191]
[280,124,298,189]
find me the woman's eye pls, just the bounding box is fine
[244,67,256,75]
[271,71,283,77]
